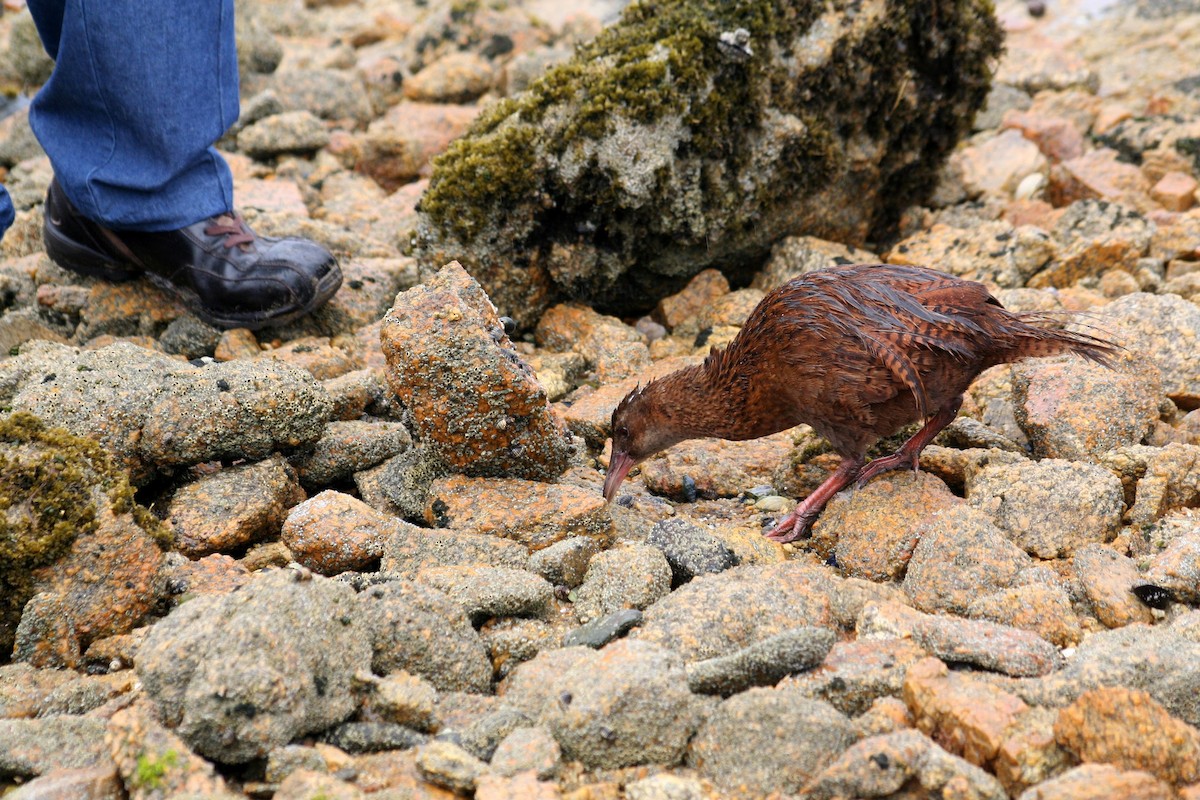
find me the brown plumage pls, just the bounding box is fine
[603,263,1118,542]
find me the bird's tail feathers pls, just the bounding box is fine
[1009,310,1122,367]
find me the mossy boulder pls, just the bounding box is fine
[0,412,169,666]
[416,0,1003,328]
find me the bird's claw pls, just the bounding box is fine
[764,511,816,543]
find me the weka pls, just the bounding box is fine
[603,263,1117,542]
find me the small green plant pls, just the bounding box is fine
[133,749,179,790]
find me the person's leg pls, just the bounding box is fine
[0,186,15,239]
[27,0,238,231]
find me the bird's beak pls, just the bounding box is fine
[603,450,637,503]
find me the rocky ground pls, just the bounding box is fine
[1,0,1200,798]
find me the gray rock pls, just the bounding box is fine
[784,637,928,716]
[901,505,1032,614]
[967,459,1125,558]
[321,722,428,754]
[562,608,643,649]
[489,725,560,779]
[0,718,110,778]
[637,561,836,661]
[974,83,1033,132]
[1144,525,1200,603]
[4,766,123,800]
[136,570,371,763]
[481,618,556,680]
[910,615,1063,678]
[237,111,330,159]
[158,315,221,359]
[1083,292,1200,407]
[1014,623,1200,726]
[355,446,449,521]
[416,565,554,623]
[686,626,836,696]
[415,740,487,793]
[625,774,707,800]
[270,68,373,124]
[415,0,1002,327]
[645,517,739,585]
[455,706,534,762]
[688,689,856,797]
[750,235,880,293]
[264,745,327,783]
[804,729,1006,800]
[540,639,705,769]
[0,341,331,484]
[290,419,412,487]
[528,536,600,588]
[381,526,529,579]
[359,580,492,692]
[573,544,672,623]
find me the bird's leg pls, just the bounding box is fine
[764,456,864,544]
[854,395,964,488]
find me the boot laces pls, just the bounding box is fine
[204,213,256,250]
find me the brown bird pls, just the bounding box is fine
[602,263,1117,542]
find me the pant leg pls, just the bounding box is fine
[26,0,240,232]
[0,185,14,239]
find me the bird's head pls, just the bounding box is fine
[603,381,683,502]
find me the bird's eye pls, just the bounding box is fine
[615,425,629,439]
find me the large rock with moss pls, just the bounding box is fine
[0,412,169,666]
[416,0,1003,327]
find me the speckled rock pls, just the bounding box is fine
[967,582,1083,648]
[281,490,399,575]
[888,220,1054,288]
[355,103,480,191]
[1017,763,1174,800]
[967,459,1125,558]
[319,721,427,754]
[1128,443,1200,531]
[902,505,1032,614]
[105,699,234,799]
[1028,200,1151,289]
[785,637,927,716]
[3,766,123,800]
[358,580,492,693]
[1083,293,1200,407]
[750,235,879,293]
[270,68,372,124]
[555,356,699,448]
[164,456,305,558]
[638,430,795,500]
[686,626,836,696]
[539,639,705,769]
[424,474,612,550]
[562,608,644,649]
[1018,624,1200,726]
[489,725,561,779]
[259,336,358,381]
[0,341,332,483]
[1144,521,1200,604]
[527,536,600,588]
[572,544,672,624]
[624,773,705,800]
[689,689,855,798]
[415,0,1002,327]
[2,413,168,668]
[655,269,730,330]
[382,524,530,580]
[803,728,1007,800]
[136,570,370,763]
[1012,357,1160,461]
[415,740,487,793]
[380,262,572,480]
[903,657,1028,767]
[237,111,330,159]
[1054,687,1200,785]
[289,419,412,487]
[0,717,110,778]
[637,561,836,661]
[416,565,553,623]
[273,770,363,800]
[644,517,739,585]
[354,444,449,521]
[811,470,960,580]
[911,615,1062,677]
[535,303,649,382]
[404,51,496,104]
[1072,544,1154,628]
[1046,152,1151,213]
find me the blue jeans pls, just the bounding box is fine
[0,0,240,239]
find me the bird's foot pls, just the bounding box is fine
[854,452,918,488]
[764,510,817,543]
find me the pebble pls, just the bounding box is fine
[910,615,1063,678]
[645,517,740,584]
[561,609,643,649]
[685,626,836,696]
[490,725,561,779]
[572,544,671,623]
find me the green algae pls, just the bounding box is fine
[417,0,1002,322]
[0,411,169,660]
